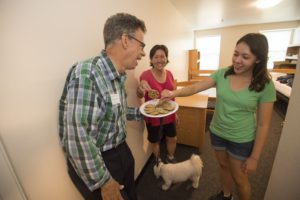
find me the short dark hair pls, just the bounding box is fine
[103,13,146,47]
[149,44,169,67]
[225,33,271,92]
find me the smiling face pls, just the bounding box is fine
[151,49,168,71]
[232,42,258,76]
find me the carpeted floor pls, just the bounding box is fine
[136,104,284,200]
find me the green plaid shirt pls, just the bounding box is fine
[59,50,142,191]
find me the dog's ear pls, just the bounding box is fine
[157,162,164,173]
[159,162,164,168]
[157,162,161,170]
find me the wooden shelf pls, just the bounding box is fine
[271,68,296,74]
[286,45,300,59]
[285,55,298,60]
[273,45,299,74]
[188,49,200,80]
[188,49,216,81]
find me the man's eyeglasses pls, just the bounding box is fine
[128,34,146,49]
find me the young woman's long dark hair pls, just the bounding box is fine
[225,33,271,92]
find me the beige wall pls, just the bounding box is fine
[1,1,299,199]
[194,21,300,68]
[265,55,300,200]
[0,0,193,199]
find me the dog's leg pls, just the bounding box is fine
[162,180,172,190]
[191,176,199,188]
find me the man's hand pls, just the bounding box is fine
[101,178,124,200]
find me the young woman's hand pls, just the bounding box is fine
[161,89,175,100]
[242,157,258,174]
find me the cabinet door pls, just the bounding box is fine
[176,106,206,151]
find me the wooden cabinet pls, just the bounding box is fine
[188,49,215,81]
[188,49,200,80]
[188,49,200,72]
[176,94,208,152]
[273,44,299,74]
[285,44,300,61]
[285,45,299,63]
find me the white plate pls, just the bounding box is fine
[139,99,179,118]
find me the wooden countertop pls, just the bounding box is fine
[176,93,208,108]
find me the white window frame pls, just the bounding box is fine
[195,35,221,70]
[260,29,293,69]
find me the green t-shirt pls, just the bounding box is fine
[209,67,276,143]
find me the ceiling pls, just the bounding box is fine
[169,0,300,30]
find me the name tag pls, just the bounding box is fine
[110,93,120,105]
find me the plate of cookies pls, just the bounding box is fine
[140,99,178,118]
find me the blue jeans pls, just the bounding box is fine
[210,132,254,161]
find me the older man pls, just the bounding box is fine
[59,13,146,200]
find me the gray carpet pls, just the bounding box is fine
[136,104,284,200]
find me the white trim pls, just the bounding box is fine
[0,135,27,200]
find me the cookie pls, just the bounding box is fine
[162,102,175,111]
[143,101,176,116]
[148,90,159,99]
[145,104,155,109]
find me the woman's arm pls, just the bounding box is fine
[161,77,215,99]
[243,102,274,173]
[251,102,274,160]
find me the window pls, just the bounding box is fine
[196,35,221,70]
[260,29,292,69]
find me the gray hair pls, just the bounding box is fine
[103,13,146,47]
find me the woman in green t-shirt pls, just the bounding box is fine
[161,33,276,200]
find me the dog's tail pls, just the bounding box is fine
[190,154,203,177]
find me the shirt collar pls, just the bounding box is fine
[99,50,127,82]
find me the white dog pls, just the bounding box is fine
[153,154,203,190]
